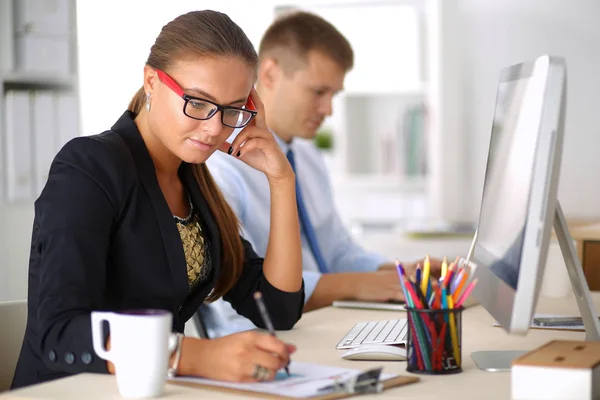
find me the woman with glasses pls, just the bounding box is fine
[12,10,303,389]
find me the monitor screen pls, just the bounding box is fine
[475,72,546,290]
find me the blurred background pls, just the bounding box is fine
[1,0,599,301]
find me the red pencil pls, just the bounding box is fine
[408,318,425,370]
[435,322,447,371]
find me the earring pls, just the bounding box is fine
[145,93,151,112]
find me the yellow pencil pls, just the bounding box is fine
[441,256,448,280]
[421,255,430,296]
[447,294,460,365]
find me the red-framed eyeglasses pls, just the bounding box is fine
[156,69,257,129]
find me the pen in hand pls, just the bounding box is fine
[253,291,291,376]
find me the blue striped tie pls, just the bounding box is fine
[286,149,328,273]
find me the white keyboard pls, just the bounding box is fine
[336,319,408,349]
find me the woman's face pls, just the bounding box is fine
[145,56,255,165]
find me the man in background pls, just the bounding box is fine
[201,11,439,337]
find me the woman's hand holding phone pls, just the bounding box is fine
[219,88,293,182]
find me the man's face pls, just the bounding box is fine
[270,50,346,140]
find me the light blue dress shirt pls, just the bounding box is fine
[202,133,387,337]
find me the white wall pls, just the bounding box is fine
[427,0,467,221]
[0,0,35,301]
[76,0,279,137]
[457,0,600,220]
[0,205,33,301]
[0,209,4,300]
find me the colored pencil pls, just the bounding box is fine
[452,269,470,303]
[446,293,461,365]
[441,256,448,280]
[456,278,478,308]
[421,256,431,296]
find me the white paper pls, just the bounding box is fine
[172,362,397,398]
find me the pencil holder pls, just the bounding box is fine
[405,307,463,374]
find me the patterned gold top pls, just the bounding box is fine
[174,202,212,290]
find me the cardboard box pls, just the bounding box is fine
[511,340,600,400]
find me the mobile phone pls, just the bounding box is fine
[245,98,256,111]
[533,316,585,327]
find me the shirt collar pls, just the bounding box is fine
[270,129,293,154]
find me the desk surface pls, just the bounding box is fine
[2,293,597,400]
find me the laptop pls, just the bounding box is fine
[332,300,406,312]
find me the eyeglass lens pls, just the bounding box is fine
[185,99,253,128]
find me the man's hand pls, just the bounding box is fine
[304,270,405,311]
[377,262,397,271]
[353,270,405,303]
[381,256,446,279]
[305,257,453,312]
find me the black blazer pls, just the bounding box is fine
[11,111,304,389]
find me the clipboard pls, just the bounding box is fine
[169,363,419,399]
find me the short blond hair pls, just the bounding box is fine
[259,11,354,73]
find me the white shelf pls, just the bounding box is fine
[0,0,80,204]
[1,72,74,89]
[331,173,426,192]
[343,84,427,97]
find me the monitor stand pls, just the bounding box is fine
[471,201,600,372]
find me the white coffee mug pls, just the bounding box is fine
[91,309,175,399]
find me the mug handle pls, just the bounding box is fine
[91,311,114,362]
[168,333,179,353]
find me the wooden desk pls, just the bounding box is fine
[2,293,598,400]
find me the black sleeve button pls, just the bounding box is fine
[64,352,75,364]
[81,351,93,365]
[48,350,57,362]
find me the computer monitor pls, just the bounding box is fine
[466,55,600,371]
